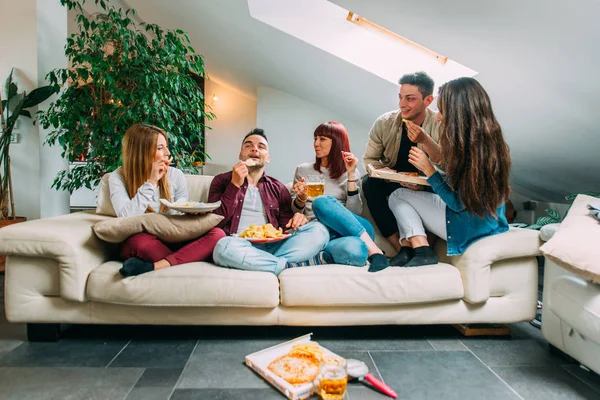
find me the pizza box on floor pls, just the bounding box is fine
[245,333,340,400]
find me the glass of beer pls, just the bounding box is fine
[314,356,347,400]
[306,175,325,198]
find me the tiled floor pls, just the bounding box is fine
[1,276,599,399]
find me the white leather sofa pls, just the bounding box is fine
[0,175,541,341]
[540,195,600,374]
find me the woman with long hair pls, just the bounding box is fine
[109,123,225,276]
[388,77,511,267]
[292,122,388,272]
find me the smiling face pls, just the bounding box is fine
[239,134,270,167]
[154,133,170,163]
[314,135,333,159]
[398,84,433,121]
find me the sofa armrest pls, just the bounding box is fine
[0,211,115,302]
[437,228,542,304]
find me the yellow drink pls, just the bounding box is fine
[306,183,325,197]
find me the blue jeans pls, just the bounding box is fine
[212,221,329,275]
[312,195,375,267]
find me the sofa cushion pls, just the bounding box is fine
[96,173,215,217]
[87,261,280,307]
[548,274,600,345]
[540,194,600,284]
[278,263,464,307]
[93,213,223,243]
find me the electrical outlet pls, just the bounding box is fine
[9,133,20,144]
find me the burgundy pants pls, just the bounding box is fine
[120,227,226,266]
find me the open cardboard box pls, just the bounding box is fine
[367,163,430,186]
[245,333,340,400]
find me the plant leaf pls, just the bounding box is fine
[22,85,58,108]
[6,96,26,128]
[4,68,14,103]
[19,110,32,118]
[545,209,562,221]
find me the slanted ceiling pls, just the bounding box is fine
[120,0,599,202]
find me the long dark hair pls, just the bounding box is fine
[313,122,351,180]
[437,77,511,218]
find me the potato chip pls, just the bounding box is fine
[238,223,284,239]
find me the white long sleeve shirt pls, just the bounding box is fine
[109,166,188,217]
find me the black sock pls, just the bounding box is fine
[119,258,155,277]
[389,246,414,267]
[404,246,438,267]
[367,253,390,272]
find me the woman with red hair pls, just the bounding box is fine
[292,122,388,272]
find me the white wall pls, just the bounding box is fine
[0,0,70,220]
[203,78,257,176]
[257,86,371,183]
[0,0,40,220]
[37,0,70,217]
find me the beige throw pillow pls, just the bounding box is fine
[540,194,600,284]
[93,213,224,243]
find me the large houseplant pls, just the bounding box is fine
[0,69,58,220]
[526,191,600,229]
[40,0,213,193]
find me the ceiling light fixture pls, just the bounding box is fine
[346,12,447,65]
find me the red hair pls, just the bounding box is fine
[313,122,351,180]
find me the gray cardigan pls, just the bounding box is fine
[291,163,362,220]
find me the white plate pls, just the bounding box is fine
[160,199,222,214]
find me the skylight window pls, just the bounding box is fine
[247,0,477,91]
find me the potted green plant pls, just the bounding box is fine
[39,0,214,193]
[526,191,600,229]
[0,68,58,222]
[0,69,58,272]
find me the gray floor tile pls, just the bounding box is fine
[347,383,392,400]
[494,366,600,399]
[0,339,128,367]
[126,387,173,400]
[109,340,196,368]
[461,337,571,367]
[134,367,183,387]
[0,367,143,400]
[562,365,600,393]
[0,322,26,340]
[511,321,546,343]
[318,338,434,352]
[170,388,289,400]
[192,338,283,356]
[370,350,520,400]
[427,338,468,351]
[0,339,23,354]
[177,352,271,389]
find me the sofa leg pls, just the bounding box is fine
[27,323,61,342]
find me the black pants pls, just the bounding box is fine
[362,175,402,238]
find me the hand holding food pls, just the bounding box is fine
[341,151,358,173]
[293,178,308,202]
[149,159,168,185]
[404,119,428,144]
[408,147,435,177]
[232,161,249,187]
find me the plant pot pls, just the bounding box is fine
[0,216,27,273]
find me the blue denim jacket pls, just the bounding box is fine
[427,171,508,256]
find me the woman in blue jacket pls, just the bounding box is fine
[388,77,510,267]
